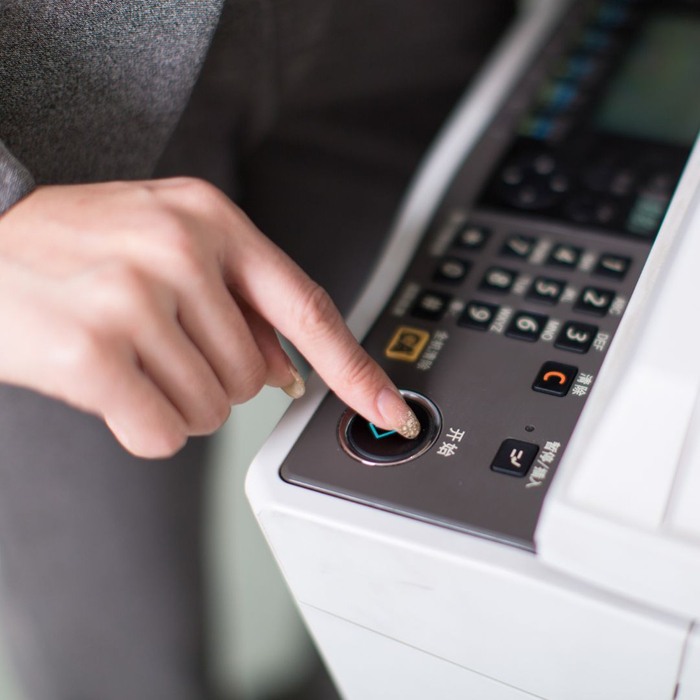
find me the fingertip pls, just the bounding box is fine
[375,387,421,439]
[281,362,306,399]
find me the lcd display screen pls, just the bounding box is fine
[595,12,700,147]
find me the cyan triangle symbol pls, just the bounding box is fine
[369,423,397,439]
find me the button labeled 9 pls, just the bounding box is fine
[457,301,499,331]
[506,311,548,342]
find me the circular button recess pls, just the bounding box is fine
[338,391,442,466]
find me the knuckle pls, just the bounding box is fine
[156,216,194,253]
[189,401,231,435]
[202,399,232,434]
[295,283,337,340]
[189,392,231,435]
[96,264,154,324]
[338,349,379,394]
[156,218,206,276]
[62,323,110,378]
[108,264,149,301]
[230,358,267,405]
[171,177,222,209]
[147,428,188,459]
[125,181,160,208]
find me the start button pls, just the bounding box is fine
[339,390,442,466]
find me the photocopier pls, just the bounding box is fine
[246,0,700,697]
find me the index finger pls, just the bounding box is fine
[223,215,421,439]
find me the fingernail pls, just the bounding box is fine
[282,362,306,399]
[377,387,421,439]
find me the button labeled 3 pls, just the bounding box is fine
[555,321,598,353]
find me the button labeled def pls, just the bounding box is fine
[385,326,430,363]
[555,321,598,353]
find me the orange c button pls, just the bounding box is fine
[542,371,567,385]
[533,361,578,397]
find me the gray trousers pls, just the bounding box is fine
[0,2,514,698]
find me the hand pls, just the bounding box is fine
[0,178,419,457]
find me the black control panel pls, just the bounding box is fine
[280,0,700,550]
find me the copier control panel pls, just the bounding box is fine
[281,0,700,550]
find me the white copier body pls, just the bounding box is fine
[246,1,700,697]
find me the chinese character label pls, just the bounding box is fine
[526,440,561,488]
[416,330,450,372]
[391,282,421,317]
[437,442,458,457]
[571,371,595,398]
[446,428,465,443]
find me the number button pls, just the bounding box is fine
[505,311,549,342]
[547,244,582,268]
[500,235,536,259]
[527,276,565,305]
[434,257,471,284]
[480,267,517,294]
[454,224,490,251]
[458,301,500,331]
[595,253,631,280]
[555,321,598,353]
[574,286,614,316]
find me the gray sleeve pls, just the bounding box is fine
[0,140,36,215]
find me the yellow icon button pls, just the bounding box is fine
[384,326,430,362]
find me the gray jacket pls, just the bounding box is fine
[0,0,224,213]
